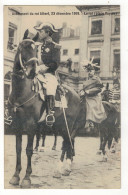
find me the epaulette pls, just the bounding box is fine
[54,43,61,49]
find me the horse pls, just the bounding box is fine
[34,122,58,152]
[80,90,119,162]
[96,101,120,160]
[7,36,86,188]
[97,85,120,156]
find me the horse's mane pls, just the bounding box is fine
[62,84,80,100]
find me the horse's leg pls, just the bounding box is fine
[21,131,35,188]
[34,129,40,151]
[52,134,57,150]
[111,138,117,153]
[97,129,103,155]
[10,133,22,185]
[53,140,65,178]
[108,125,117,153]
[111,126,119,153]
[62,140,72,176]
[71,139,75,158]
[108,138,113,150]
[39,131,46,152]
[101,137,108,162]
[42,132,45,147]
[62,119,77,176]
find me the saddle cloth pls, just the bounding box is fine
[32,74,67,108]
[36,73,58,96]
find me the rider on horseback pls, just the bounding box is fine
[33,23,61,125]
[80,59,107,128]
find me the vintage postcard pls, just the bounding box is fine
[4,5,121,189]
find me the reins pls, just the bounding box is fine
[8,92,38,112]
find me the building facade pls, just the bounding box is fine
[58,23,83,91]
[4,6,22,100]
[77,5,120,86]
[60,23,80,72]
[58,5,120,91]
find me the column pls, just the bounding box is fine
[101,14,111,78]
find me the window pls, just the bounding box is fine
[62,28,70,37]
[4,71,12,100]
[90,50,101,70]
[70,29,74,37]
[74,27,80,36]
[8,22,17,50]
[63,49,68,55]
[114,18,120,33]
[4,84,10,100]
[113,49,120,71]
[91,20,102,35]
[74,62,79,72]
[74,49,79,55]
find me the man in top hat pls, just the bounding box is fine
[34,22,62,125]
[80,59,107,127]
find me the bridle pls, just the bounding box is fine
[12,39,39,79]
[8,39,39,113]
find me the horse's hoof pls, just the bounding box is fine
[62,169,71,176]
[102,156,107,162]
[21,178,31,188]
[52,146,56,150]
[33,147,38,152]
[9,176,20,185]
[39,147,45,152]
[72,150,75,156]
[111,149,116,153]
[53,171,61,178]
[96,151,102,155]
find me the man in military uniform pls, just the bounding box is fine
[34,23,61,125]
[109,77,120,131]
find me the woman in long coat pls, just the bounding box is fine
[81,63,107,126]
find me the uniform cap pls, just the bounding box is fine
[34,22,59,33]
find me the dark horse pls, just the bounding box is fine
[97,85,120,157]
[80,91,119,161]
[8,37,86,188]
[97,101,119,160]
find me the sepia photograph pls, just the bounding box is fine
[4,5,121,189]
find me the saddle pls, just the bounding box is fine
[32,74,68,113]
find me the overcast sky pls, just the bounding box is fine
[20,5,81,34]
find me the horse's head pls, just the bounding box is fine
[14,30,39,79]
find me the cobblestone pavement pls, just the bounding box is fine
[4,135,120,189]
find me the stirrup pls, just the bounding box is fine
[46,111,55,126]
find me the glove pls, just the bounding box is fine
[80,90,85,96]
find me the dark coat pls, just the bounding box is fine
[40,41,60,73]
[83,76,103,97]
